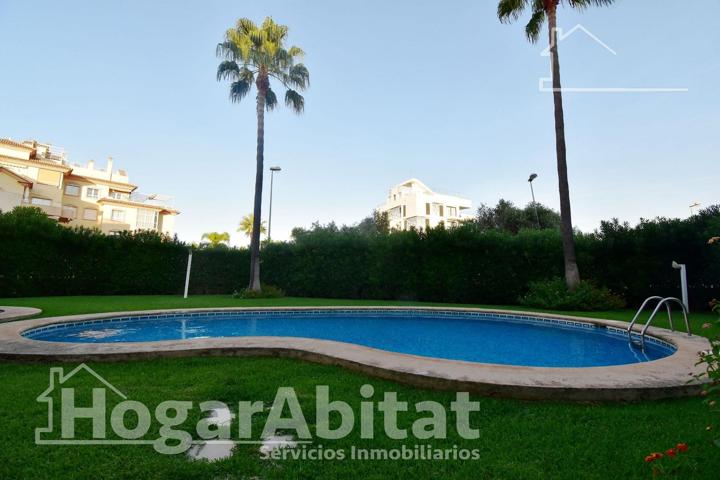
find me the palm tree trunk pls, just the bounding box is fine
[248,76,267,292]
[547,5,581,289]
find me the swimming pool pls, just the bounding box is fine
[22,309,675,368]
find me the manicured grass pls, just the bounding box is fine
[1,357,718,480]
[0,296,717,479]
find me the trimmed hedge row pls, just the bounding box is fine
[1,206,718,309]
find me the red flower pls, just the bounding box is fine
[645,452,664,462]
[666,448,676,457]
[676,443,688,453]
[645,455,656,463]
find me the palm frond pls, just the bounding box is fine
[216,61,240,81]
[216,40,238,60]
[568,0,616,10]
[284,89,304,114]
[288,64,310,89]
[525,8,546,43]
[287,46,305,58]
[239,66,255,83]
[498,0,529,23]
[265,87,278,111]
[229,79,252,103]
[262,17,289,43]
[236,18,258,35]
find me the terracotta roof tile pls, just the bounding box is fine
[0,138,33,150]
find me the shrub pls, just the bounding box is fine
[518,278,626,311]
[233,284,285,299]
[695,234,720,448]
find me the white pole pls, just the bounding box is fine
[679,264,689,313]
[183,250,192,299]
[672,261,689,313]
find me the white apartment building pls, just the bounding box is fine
[0,138,178,235]
[378,178,472,231]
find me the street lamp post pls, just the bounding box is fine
[268,166,281,241]
[528,173,540,228]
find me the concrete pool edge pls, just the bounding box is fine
[0,306,42,323]
[0,306,711,401]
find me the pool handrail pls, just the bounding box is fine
[628,296,691,350]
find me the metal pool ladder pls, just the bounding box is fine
[627,296,692,350]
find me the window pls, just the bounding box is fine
[64,184,80,196]
[83,208,98,220]
[439,205,444,217]
[86,187,99,199]
[136,208,158,230]
[425,219,430,229]
[111,209,125,222]
[448,206,456,217]
[425,203,430,215]
[109,190,127,200]
[30,197,51,206]
[402,205,406,217]
[61,205,77,219]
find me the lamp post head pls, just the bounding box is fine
[270,166,282,172]
[528,173,538,182]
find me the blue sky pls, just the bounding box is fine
[1,0,718,245]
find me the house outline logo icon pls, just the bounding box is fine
[538,23,688,93]
[35,363,129,445]
[541,24,617,58]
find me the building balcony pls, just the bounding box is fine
[21,199,64,218]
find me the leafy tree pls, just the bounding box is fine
[474,199,560,234]
[200,231,230,248]
[497,0,615,288]
[217,17,309,291]
[356,210,390,236]
[238,214,267,238]
[291,210,389,241]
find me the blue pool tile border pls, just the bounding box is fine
[20,308,677,352]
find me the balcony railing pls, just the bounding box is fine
[21,199,63,218]
[129,192,174,208]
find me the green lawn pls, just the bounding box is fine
[0,296,717,479]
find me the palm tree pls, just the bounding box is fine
[238,214,267,238]
[201,231,230,248]
[498,0,614,289]
[217,17,309,291]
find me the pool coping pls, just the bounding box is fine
[0,306,711,401]
[0,306,42,323]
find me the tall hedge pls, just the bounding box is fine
[1,206,718,309]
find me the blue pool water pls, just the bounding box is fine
[23,310,675,367]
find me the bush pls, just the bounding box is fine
[518,278,626,311]
[696,236,720,447]
[233,284,285,299]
